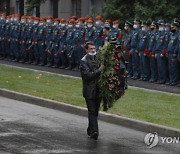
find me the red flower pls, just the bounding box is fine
[125,51,131,58]
[122,46,127,51]
[162,49,167,55]
[108,84,115,90]
[144,48,149,55]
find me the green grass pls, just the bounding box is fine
[0,65,180,129]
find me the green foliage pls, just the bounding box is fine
[95,43,125,110]
[102,0,180,25]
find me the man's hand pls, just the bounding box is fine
[99,64,104,72]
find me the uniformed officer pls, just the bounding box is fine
[8,14,15,61]
[45,16,54,67]
[65,19,75,69]
[19,15,28,63]
[85,18,95,42]
[25,16,34,64]
[153,20,167,84]
[167,21,179,86]
[164,23,171,82]
[123,21,133,78]
[11,14,21,62]
[138,21,150,81]
[38,18,46,66]
[73,17,86,70]
[59,18,68,69]
[93,16,104,51]
[130,18,141,79]
[32,17,40,65]
[148,21,159,82]
[109,20,123,45]
[52,18,61,68]
[103,19,111,44]
[0,13,6,59]
[3,15,11,60]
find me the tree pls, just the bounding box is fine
[134,0,180,22]
[102,0,136,26]
[102,0,180,24]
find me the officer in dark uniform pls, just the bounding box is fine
[167,21,179,86]
[59,18,68,69]
[3,16,11,60]
[84,18,95,42]
[0,13,6,59]
[148,21,159,82]
[32,17,40,65]
[65,19,75,70]
[138,21,150,81]
[25,16,34,64]
[123,21,133,78]
[73,18,86,70]
[45,16,54,67]
[19,16,28,63]
[130,18,141,80]
[93,16,104,51]
[103,19,111,45]
[9,15,16,61]
[109,20,123,45]
[164,23,171,82]
[38,18,46,66]
[154,19,167,84]
[52,18,61,68]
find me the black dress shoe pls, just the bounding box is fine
[133,76,138,80]
[91,132,98,140]
[159,81,166,84]
[59,65,66,69]
[138,78,143,81]
[87,127,92,137]
[170,82,177,86]
[142,78,148,81]
[65,66,73,70]
[72,66,80,71]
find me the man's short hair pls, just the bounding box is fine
[84,41,95,50]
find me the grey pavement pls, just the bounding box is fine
[0,96,179,154]
[0,59,180,94]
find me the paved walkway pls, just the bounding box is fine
[0,96,179,154]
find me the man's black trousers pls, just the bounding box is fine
[85,98,101,135]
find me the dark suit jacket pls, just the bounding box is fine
[80,54,101,99]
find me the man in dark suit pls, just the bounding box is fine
[80,41,103,140]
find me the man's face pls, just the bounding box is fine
[87,45,96,56]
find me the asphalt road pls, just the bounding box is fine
[0,59,180,94]
[0,97,179,154]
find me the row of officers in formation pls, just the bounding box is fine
[0,14,180,86]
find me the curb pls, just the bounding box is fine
[0,88,180,137]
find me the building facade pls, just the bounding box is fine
[2,0,104,18]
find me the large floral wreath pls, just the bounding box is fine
[95,42,126,110]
